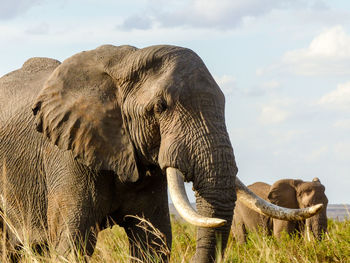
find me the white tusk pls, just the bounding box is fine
[235,177,323,221]
[166,167,226,228]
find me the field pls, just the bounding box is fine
[1,216,349,262]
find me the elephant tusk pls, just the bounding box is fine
[166,167,226,228]
[235,177,323,221]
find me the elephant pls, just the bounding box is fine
[0,44,323,262]
[232,178,328,243]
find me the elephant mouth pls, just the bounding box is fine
[166,167,324,227]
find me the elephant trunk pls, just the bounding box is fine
[306,208,328,239]
[193,189,235,263]
[192,147,237,263]
[160,120,237,262]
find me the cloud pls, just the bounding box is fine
[261,80,280,90]
[259,105,289,124]
[262,26,350,76]
[24,22,50,35]
[269,129,305,143]
[318,81,350,111]
[214,75,236,96]
[244,80,281,97]
[286,26,350,59]
[117,14,153,31]
[333,141,350,161]
[304,146,328,162]
[118,0,327,30]
[215,76,280,97]
[333,119,350,130]
[0,0,44,20]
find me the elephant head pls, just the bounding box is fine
[31,45,323,262]
[268,178,328,239]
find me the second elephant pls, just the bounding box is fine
[232,178,328,243]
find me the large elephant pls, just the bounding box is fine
[0,45,322,262]
[232,178,328,243]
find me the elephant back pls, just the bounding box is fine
[0,58,61,124]
[248,182,271,201]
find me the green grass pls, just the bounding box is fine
[90,217,350,263]
[224,218,350,263]
[2,164,348,262]
[0,216,349,262]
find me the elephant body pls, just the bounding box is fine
[232,178,328,243]
[0,56,171,259]
[0,45,238,262]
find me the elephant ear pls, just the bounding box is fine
[267,179,303,209]
[32,45,140,182]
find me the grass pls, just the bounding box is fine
[224,218,350,263]
[90,217,350,263]
[0,216,349,262]
[1,164,349,262]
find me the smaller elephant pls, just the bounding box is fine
[232,178,328,243]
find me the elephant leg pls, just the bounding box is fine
[46,188,99,257]
[45,162,114,258]
[117,175,171,263]
[123,215,171,263]
[0,227,21,263]
[232,222,247,244]
[273,219,297,239]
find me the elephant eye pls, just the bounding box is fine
[154,100,167,115]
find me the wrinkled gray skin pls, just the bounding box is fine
[0,45,237,262]
[232,178,328,243]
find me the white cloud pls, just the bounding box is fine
[262,80,280,90]
[118,0,328,30]
[0,20,214,49]
[318,81,350,111]
[0,0,44,20]
[269,129,305,143]
[24,22,50,35]
[214,75,236,96]
[118,14,153,31]
[333,119,350,129]
[333,141,350,161]
[242,80,280,97]
[279,26,350,75]
[304,146,328,162]
[259,105,289,124]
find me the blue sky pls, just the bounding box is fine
[1,0,349,204]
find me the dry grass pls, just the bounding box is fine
[0,211,349,262]
[1,163,349,262]
[93,216,350,263]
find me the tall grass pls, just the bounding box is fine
[1,162,349,262]
[92,217,350,263]
[224,218,350,263]
[0,214,349,262]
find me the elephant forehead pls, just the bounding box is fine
[165,66,225,106]
[127,63,225,111]
[297,184,327,203]
[300,181,325,192]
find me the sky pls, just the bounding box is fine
[1,0,349,204]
